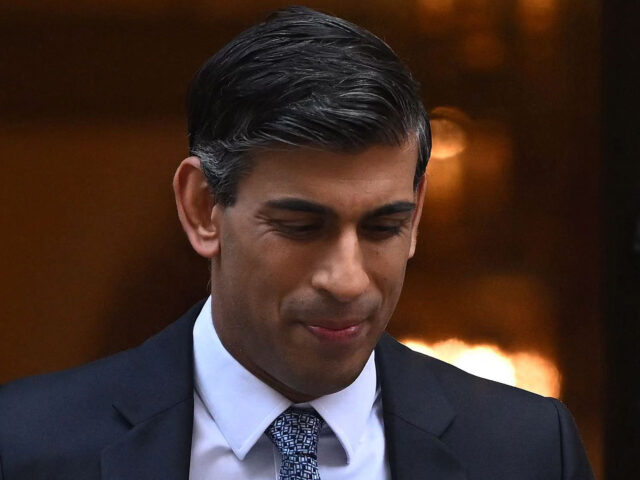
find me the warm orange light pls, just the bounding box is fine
[517,0,557,33]
[429,106,469,160]
[425,155,464,204]
[417,0,455,15]
[512,351,561,397]
[416,0,455,34]
[456,344,517,385]
[424,107,468,206]
[402,338,561,397]
[430,118,467,160]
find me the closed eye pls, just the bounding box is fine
[360,221,409,239]
[271,220,325,239]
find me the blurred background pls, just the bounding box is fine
[1,1,638,477]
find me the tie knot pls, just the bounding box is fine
[266,407,324,457]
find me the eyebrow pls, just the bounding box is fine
[365,201,417,218]
[264,198,330,214]
[263,198,416,218]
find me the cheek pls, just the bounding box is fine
[262,242,312,279]
[366,243,410,287]
[364,245,410,322]
[228,232,312,314]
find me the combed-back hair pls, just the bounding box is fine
[188,5,431,205]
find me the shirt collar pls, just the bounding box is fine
[193,296,377,464]
[308,352,377,464]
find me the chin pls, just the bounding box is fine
[297,364,365,399]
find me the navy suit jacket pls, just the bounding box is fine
[0,301,595,479]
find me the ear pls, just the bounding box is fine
[173,156,222,258]
[408,174,426,259]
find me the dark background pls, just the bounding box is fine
[602,0,640,477]
[0,1,637,477]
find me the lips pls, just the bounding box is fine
[305,320,365,342]
[306,319,363,330]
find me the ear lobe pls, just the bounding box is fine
[173,156,221,258]
[408,174,426,259]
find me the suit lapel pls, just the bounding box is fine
[101,397,193,480]
[101,300,205,480]
[375,334,467,480]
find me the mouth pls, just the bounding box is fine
[305,320,366,343]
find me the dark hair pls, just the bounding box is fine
[188,5,430,206]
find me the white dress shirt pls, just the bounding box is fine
[189,296,390,479]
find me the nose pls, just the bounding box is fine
[310,227,370,302]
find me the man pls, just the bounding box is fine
[0,6,594,480]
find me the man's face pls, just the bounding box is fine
[209,141,425,401]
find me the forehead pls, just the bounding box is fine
[235,142,419,210]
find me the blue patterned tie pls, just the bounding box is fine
[266,407,324,480]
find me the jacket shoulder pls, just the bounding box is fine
[378,332,555,412]
[376,334,594,478]
[425,352,592,479]
[0,349,133,478]
[0,299,203,479]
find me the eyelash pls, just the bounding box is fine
[274,222,404,240]
[365,225,403,236]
